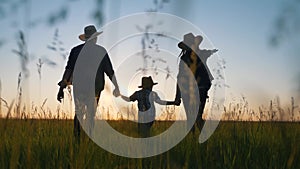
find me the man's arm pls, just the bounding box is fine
[120,95,131,102]
[103,53,120,96]
[57,48,77,102]
[57,46,80,88]
[58,69,72,88]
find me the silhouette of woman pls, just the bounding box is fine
[175,33,218,133]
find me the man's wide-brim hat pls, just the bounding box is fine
[138,76,158,88]
[178,32,203,49]
[79,25,103,41]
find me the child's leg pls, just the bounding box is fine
[138,123,146,137]
[145,121,154,137]
[138,122,153,137]
[74,114,81,143]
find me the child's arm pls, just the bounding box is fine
[120,94,131,102]
[156,100,179,106]
[153,92,180,106]
[120,92,137,102]
[165,101,177,106]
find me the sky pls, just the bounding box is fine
[0,0,299,119]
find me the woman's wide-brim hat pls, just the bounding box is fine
[79,25,103,41]
[178,32,203,49]
[138,76,158,88]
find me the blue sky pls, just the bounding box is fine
[0,0,298,116]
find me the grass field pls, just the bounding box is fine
[0,119,299,169]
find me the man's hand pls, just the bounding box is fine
[57,88,64,103]
[113,88,120,97]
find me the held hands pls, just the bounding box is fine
[167,99,181,106]
[174,98,181,106]
[113,87,120,97]
[57,87,120,103]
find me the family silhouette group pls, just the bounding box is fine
[57,25,218,140]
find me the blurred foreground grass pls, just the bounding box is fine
[0,119,299,169]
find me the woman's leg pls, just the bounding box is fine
[196,90,208,131]
[74,114,81,143]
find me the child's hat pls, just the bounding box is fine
[138,76,158,88]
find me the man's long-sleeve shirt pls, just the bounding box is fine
[62,43,116,95]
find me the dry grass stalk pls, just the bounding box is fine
[0,78,2,117]
[6,100,15,119]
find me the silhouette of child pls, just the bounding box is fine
[121,76,179,137]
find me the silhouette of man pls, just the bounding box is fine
[175,33,218,133]
[57,25,120,141]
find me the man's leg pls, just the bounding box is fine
[85,97,98,137]
[86,92,101,137]
[74,99,85,143]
